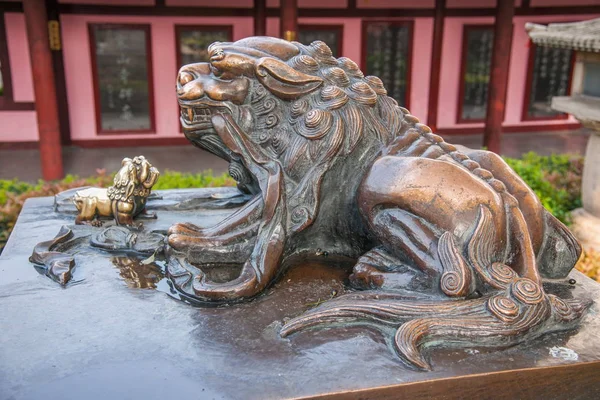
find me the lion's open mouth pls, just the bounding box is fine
[179,103,231,132]
[180,106,211,125]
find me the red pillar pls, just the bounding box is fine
[23,0,64,180]
[427,0,445,132]
[254,0,266,36]
[483,0,515,154]
[280,0,298,41]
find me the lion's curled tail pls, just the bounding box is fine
[280,206,591,370]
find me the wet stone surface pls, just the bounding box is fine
[1,189,600,399]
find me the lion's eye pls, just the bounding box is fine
[210,49,225,62]
[210,64,223,77]
[210,65,235,81]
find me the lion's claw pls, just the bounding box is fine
[165,252,262,302]
[192,264,259,301]
[167,233,195,251]
[168,222,204,236]
[167,232,255,265]
[349,264,385,289]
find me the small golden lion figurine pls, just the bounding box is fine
[73,156,160,226]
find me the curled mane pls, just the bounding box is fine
[273,41,522,212]
[211,38,497,233]
[283,40,408,157]
[220,38,435,233]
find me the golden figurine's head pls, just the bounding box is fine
[108,155,159,203]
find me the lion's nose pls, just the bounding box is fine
[178,71,194,86]
[178,80,205,101]
[177,63,212,100]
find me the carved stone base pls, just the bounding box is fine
[2,191,600,399]
[569,207,600,252]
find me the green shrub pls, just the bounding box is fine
[0,179,34,205]
[503,152,583,224]
[153,170,235,190]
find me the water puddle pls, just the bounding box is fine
[111,256,165,289]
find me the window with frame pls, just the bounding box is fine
[363,21,412,107]
[176,26,232,67]
[458,25,494,122]
[583,62,600,98]
[298,25,343,58]
[0,12,34,111]
[0,15,6,100]
[89,24,154,133]
[524,44,573,120]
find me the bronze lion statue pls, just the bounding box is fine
[74,156,159,226]
[165,37,590,370]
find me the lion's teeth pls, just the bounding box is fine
[191,108,212,123]
[180,106,216,124]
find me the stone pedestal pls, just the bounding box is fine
[2,190,600,399]
[570,208,600,252]
[552,95,600,251]
[570,129,600,251]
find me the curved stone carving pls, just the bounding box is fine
[29,226,77,285]
[166,36,591,369]
[90,226,165,255]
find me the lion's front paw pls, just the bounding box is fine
[168,220,260,252]
[167,233,197,251]
[191,264,260,301]
[349,264,385,290]
[165,252,262,303]
[168,222,204,237]
[167,231,256,265]
[75,218,104,227]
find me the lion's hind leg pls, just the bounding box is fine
[350,247,410,289]
[75,197,99,225]
[282,205,592,370]
[349,246,435,294]
[371,208,442,276]
[349,205,445,295]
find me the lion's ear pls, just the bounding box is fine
[255,57,323,100]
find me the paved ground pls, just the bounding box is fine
[0,128,591,182]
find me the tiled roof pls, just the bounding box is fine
[525,18,600,53]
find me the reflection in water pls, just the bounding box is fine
[111,256,164,289]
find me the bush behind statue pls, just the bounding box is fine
[503,152,583,224]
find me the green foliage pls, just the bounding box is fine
[503,152,583,224]
[0,179,34,205]
[464,73,490,84]
[153,170,235,190]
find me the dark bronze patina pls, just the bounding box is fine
[165,36,591,370]
[29,225,77,285]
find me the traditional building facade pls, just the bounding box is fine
[0,0,599,178]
